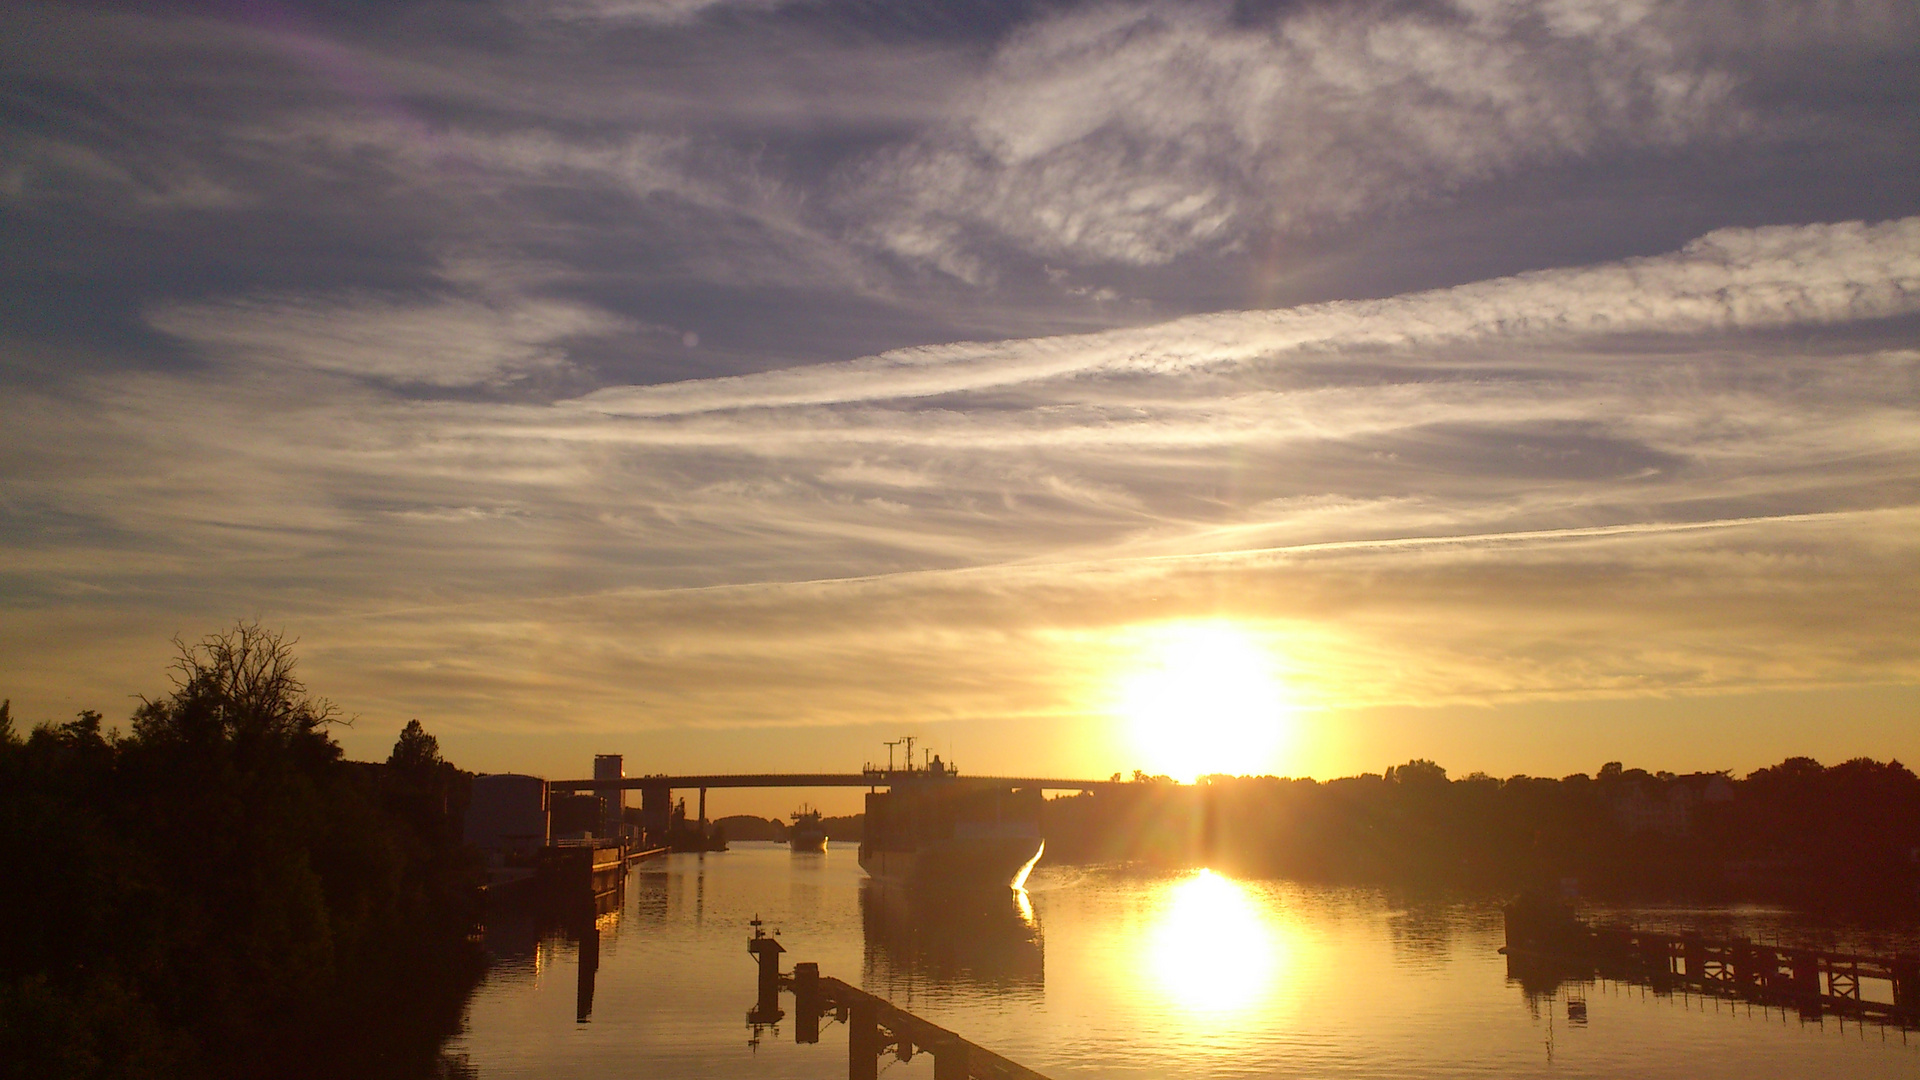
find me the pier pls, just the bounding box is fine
[1504,900,1920,1028]
[749,921,1053,1080]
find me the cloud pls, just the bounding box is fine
[147,291,635,387]
[573,216,1920,415]
[853,0,1747,273]
[13,216,1914,610]
[521,0,797,25]
[2,0,1916,783]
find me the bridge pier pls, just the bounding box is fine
[641,785,670,848]
[699,786,708,844]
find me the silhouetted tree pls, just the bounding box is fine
[1386,759,1448,786]
[1041,755,1920,912]
[389,719,442,778]
[131,621,339,764]
[0,624,482,1080]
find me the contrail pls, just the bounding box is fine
[319,506,1909,622]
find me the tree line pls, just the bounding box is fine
[1041,757,1920,914]
[0,624,481,1079]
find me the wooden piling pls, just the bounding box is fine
[848,998,881,1080]
[1894,959,1920,1011]
[793,962,820,1045]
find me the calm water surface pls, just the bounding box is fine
[449,843,1919,1078]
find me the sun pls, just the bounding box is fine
[1113,621,1293,781]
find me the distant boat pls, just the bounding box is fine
[789,804,829,852]
[857,740,1043,891]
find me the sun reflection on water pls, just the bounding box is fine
[1147,869,1290,1016]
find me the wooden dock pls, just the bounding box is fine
[1504,899,1920,1028]
[749,923,1052,1079]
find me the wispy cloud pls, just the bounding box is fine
[575,217,1920,415]
[6,219,1917,766]
[2,0,1916,777]
[853,0,1745,274]
[148,291,635,387]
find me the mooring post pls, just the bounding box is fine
[848,998,880,1080]
[793,962,821,1044]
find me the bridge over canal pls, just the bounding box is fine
[544,768,1115,846]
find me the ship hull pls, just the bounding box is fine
[789,829,828,853]
[859,835,1044,891]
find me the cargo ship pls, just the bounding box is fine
[857,738,1044,891]
[789,804,829,852]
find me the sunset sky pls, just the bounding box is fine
[3,0,1916,815]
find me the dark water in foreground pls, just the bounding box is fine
[447,843,1919,1078]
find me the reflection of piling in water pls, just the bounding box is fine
[1503,898,1920,1028]
[747,916,784,1024]
[750,924,1053,1080]
[576,918,599,1023]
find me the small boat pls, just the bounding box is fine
[789,804,829,852]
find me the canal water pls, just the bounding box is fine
[447,843,1918,1078]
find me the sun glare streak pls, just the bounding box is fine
[1146,870,1288,1016]
[1114,621,1294,781]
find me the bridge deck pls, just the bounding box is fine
[546,773,1112,792]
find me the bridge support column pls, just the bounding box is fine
[699,787,708,844]
[641,786,670,848]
